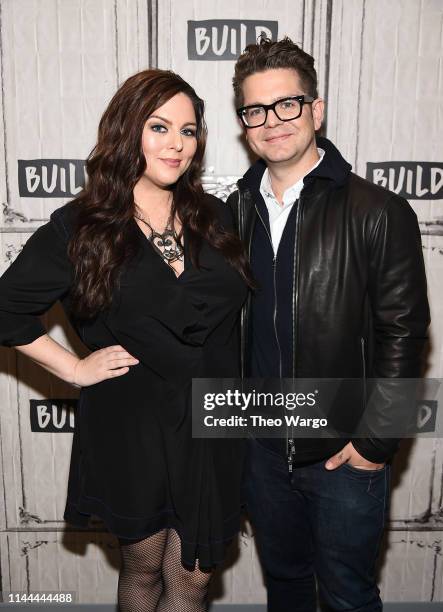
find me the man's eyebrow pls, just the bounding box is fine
[243,94,303,106]
[148,114,197,127]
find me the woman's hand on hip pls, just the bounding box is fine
[72,345,139,387]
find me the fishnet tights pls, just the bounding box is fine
[118,528,211,611]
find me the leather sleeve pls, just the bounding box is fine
[203,192,236,232]
[226,191,240,234]
[352,195,430,463]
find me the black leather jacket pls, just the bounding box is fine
[227,138,430,464]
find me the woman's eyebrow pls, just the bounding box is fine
[149,114,172,124]
[148,115,197,128]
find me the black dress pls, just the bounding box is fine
[0,194,248,569]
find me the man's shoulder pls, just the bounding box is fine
[348,172,393,200]
[202,192,235,229]
[346,172,412,215]
[225,188,239,203]
[225,187,244,214]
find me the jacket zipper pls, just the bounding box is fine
[288,197,303,473]
[238,190,246,379]
[256,202,301,472]
[254,205,283,380]
[238,188,255,380]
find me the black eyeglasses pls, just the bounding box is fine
[236,95,315,128]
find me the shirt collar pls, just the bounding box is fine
[260,147,325,207]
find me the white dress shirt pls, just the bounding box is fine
[259,147,325,254]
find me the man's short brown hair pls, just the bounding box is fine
[232,36,318,107]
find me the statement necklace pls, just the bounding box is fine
[134,201,184,266]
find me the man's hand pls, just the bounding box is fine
[325,442,385,471]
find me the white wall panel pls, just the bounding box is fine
[157,0,316,179]
[115,0,151,84]
[326,0,364,164]
[210,530,266,605]
[0,233,84,533]
[1,531,120,603]
[380,530,443,602]
[389,438,443,526]
[0,0,119,226]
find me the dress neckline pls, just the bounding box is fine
[132,217,189,281]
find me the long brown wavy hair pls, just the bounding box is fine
[67,69,253,319]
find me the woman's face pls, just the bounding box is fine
[140,92,198,190]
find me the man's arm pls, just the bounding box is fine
[328,195,430,469]
[352,195,430,463]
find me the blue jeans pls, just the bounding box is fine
[244,438,390,612]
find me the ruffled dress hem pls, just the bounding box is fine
[64,497,241,570]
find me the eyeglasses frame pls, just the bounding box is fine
[236,95,315,128]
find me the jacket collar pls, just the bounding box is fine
[238,136,352,194]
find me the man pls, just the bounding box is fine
[227,37,430,611]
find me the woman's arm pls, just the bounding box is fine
[0,207,139,386]
[15,333,80,384]
[15,334,139,387]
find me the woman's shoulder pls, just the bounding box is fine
[202,192,235,231]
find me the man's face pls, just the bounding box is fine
[239,68,324,166]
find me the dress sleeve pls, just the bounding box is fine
[0,214,73,347]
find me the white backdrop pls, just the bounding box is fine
[0,0,442,605]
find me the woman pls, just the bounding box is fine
[0,69,251,611]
